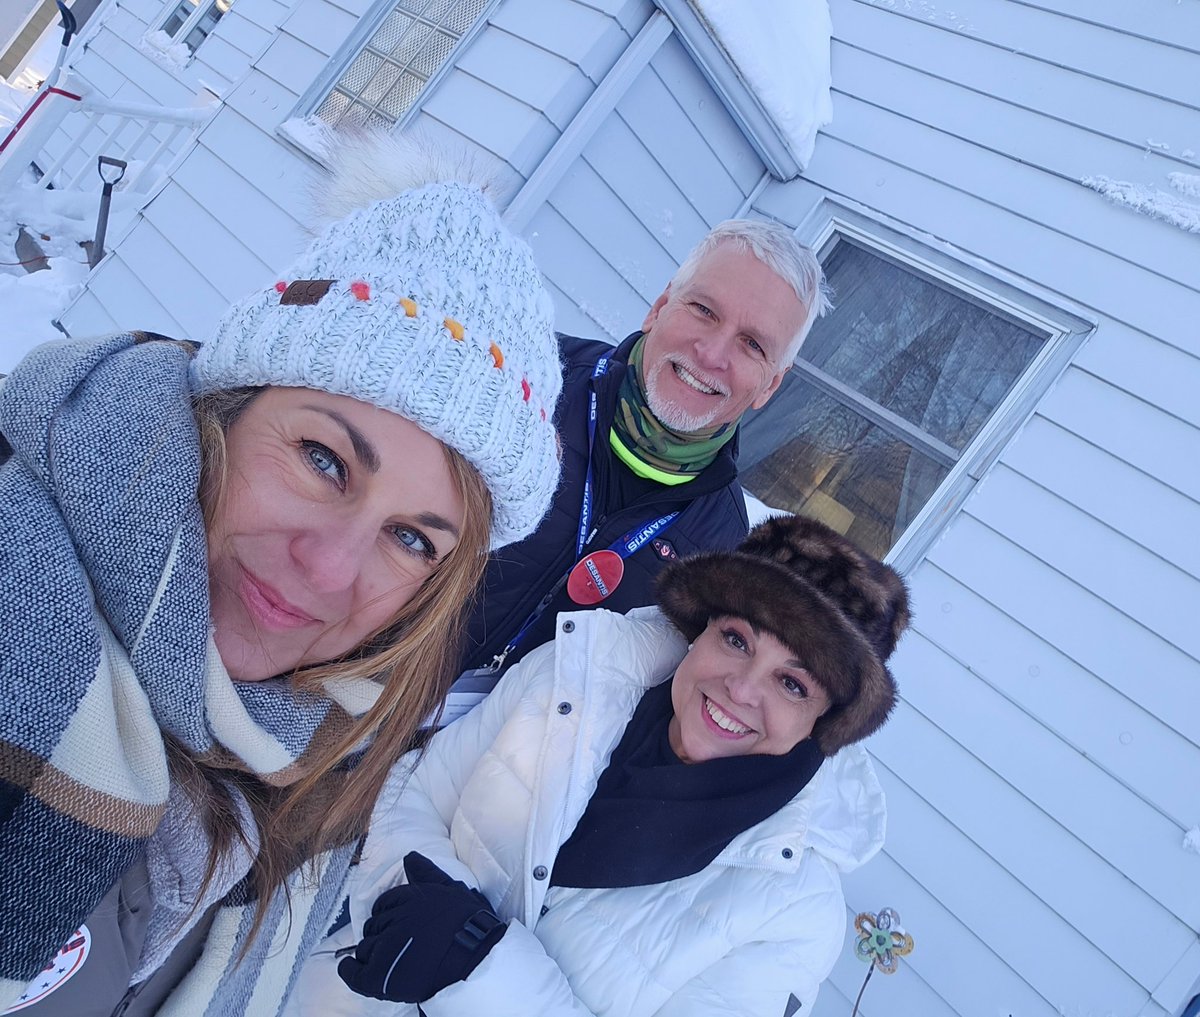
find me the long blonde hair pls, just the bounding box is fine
[187,386,492,943]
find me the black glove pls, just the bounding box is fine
[338,852,507,1003]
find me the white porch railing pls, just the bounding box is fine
[0,74,216,198]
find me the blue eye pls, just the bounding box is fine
[303,441,346,486]
[393,525,436,561]
[745,337,764,354]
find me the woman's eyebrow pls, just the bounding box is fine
[747,621,806,669]
[416,511,460,540]
[303,405,380,473]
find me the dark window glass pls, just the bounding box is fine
[740,238,1047,558]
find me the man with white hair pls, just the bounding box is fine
[455,218,830,685]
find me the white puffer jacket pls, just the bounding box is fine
[291,607,886,1017]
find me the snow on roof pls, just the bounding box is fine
[690,0,833,168]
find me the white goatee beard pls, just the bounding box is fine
[644,360,725,432]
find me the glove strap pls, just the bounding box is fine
[453,908,504,952]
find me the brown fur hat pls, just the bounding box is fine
[656,515,911,755]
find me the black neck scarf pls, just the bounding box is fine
[550,679,825,889]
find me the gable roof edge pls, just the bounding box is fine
[654,0,802,181]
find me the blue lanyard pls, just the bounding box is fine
[492,356,680,670]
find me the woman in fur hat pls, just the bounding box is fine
[0,135,561,1017]
[305,514,910,1017]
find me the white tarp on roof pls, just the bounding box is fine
[690,0,833,167]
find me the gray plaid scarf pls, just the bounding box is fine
[0,333,377,1015]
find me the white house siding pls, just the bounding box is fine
[59,0,659,340]
[521,19,768,340]
[742,2,1200,1015]
[35,0,287,190]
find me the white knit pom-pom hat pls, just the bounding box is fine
[191,133,562,549]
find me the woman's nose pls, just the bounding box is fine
[289,525,373,594]
[724,668,759,706]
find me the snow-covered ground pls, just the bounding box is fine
[0,78,141,374]
[1,27,97,374]
[0,168,93,372]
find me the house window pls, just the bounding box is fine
[158,0,232,53]
[313,0,490,130]
[739,232,1057,563]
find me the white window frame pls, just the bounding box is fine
[151,0,231,58]
[767,199,1095,575]
[288,0,501,155]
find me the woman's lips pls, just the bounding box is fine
[700,695,754,740]
[238,567,318,631]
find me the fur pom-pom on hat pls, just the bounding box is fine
[656,515,911,755]
[191,132,562,549]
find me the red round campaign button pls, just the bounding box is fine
[566,550,625,605]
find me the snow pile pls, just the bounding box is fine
[139,30,192,70]
[278,116,336,161]
[1168,172,1200,199]
[1082,173,1200,235]
[0,260,89,370]
[692,0,833,168]
[869,0,976,33]
[0,181,129,372]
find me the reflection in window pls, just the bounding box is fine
[740,237,1048,559]
[314,0,489,130]
[160,0,232,53]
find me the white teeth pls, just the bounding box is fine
[674,364,719,395]
[705,697,752,734]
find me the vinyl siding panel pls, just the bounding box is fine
[139,181,276,303]
[84,249,187,336]
[487,0,636,82]
[1039,369,1200,505]
[62,0,658,339]
[876,759,1149,1014]
[528,27,767,340]
[454,25,594,131]
[900,581,1197,918]
[834,2,1200,160]
[547,154,680,305]
[858,0,1200,104]
[56,288,120,334]
[1012,0,1200,50]
[829,39,1200,293]
[526,200,648,339]
[113,218,227,338]
[252,26,329,97]
[35,0,260,188]
[169,133,308,260]
[420,67,560,178]
[416,0,651,180]
[580,113,710,263]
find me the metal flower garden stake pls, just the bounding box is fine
[851,907,914,1016]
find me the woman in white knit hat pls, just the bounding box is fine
[0,134,561,1017]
